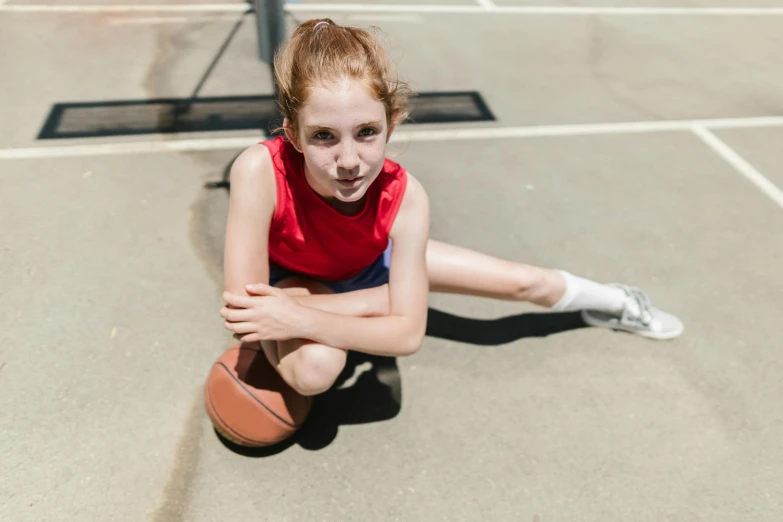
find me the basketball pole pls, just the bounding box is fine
[255,0,286,65]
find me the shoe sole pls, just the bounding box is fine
[581,310,684,340]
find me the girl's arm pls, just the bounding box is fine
[289,286,390,317]
[223,144,276,307]
[292,175,430,356]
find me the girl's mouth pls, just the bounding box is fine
[337,177,362,189]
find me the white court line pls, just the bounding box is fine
[286,3,783,15]
[3,116,783,160]
[1,4,247,13]
[4,3,783,16]
[107,15,240,25]
[389,116,783,143]
[347,14,424,23]
[475,0,497,10]
[692,126,783,210]
[0,137,261,160]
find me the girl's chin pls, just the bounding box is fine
[333,184,368,201]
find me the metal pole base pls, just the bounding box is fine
[255,0,286,64]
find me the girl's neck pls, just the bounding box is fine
[325,196,366,216]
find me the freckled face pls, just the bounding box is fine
[290,78,394,205]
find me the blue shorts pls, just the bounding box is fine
[269,241,391,294]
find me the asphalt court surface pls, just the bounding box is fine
[2,1,783,521]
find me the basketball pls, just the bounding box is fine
[204,344,313,447]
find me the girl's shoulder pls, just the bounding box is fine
[231,141,275,182]
[228,141,278,209]
[230,136,300,193]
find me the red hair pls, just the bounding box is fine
[273,19,413,134]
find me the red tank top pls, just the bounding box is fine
[261,136,408,281]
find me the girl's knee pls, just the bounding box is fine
[286,342,347,396]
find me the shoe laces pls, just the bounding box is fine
[616,284,655,326]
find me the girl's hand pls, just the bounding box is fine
[220,284,305,342]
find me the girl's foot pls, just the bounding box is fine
[581,284,684,340]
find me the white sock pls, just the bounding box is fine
[551,270,627,314]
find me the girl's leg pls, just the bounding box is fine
[425,239,684,339]
[262,276,348,396]
[426,239,575,308]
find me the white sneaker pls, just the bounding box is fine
[581,284,684,340]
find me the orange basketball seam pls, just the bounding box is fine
[215,362,298,429]
[205,382,272,446]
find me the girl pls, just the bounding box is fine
[219,19,683,398]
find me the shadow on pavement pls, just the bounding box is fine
[213,309,587,457]
[426,308,588,346]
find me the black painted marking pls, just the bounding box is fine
[37,92,496,140]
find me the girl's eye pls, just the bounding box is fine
[358,127,377,137]
[314,131,333,140]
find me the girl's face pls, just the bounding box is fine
[288,77,395,211]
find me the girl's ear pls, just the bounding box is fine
[283,118,302,151]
